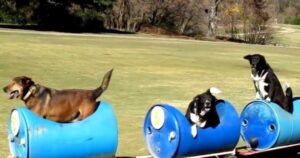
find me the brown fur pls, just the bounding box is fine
[3,69,113,122]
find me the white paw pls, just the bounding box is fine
[251,74,260,81]
[190,113,199,123]
[198,120,207,128]
[191,125,198,138]
[256,92,261,99]
[266,97,271,102]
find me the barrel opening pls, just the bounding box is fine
[242,119,248,127]
[268,124,276,132]
[250,137,259,148]
[147,127,152,135]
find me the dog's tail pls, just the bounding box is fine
[285,82,293,112]
[92,69,113,99]
[209,87,222,95]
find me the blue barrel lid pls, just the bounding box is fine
[8,108,29,158]
[240,100,280,150]
[144,104,180,158]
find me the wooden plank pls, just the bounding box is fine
[237,143,300,156]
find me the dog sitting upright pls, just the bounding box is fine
[244,54,293,113]
[185,87,221,137]
[3,69,113,122]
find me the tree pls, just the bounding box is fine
[222,1,240,39]
[283,0,300,25]
[106,0,207,37]
[105,0,146,32]
[205,0,222,38]
[0,0,25,23]
[2,0,115,32]
[240,0,273,44]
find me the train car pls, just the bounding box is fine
[7,101,118,158]
[240,98,300,150]
[143,100,240,158]
[237,98,300,157]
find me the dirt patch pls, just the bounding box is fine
[139,26,193,39]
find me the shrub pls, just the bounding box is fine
[284,17,300,25]
[0,8,25,24]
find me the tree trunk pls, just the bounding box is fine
[179,16,192,33]
[207,0,221,38]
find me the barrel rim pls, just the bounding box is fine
[144,103,181,158]
[240,99,280,150]
[8,108,29,158]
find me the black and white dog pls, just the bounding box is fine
[244,54,293,113]
[186,87,221,137]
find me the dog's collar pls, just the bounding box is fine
[22,85,38,101]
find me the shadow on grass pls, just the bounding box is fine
[0,24,136,34]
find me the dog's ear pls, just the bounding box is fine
[21,76,34,86]
[257,54,267,65]
[208,87,222,95]
[243,54,252,61]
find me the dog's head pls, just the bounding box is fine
[244,54,268,75]
[3,76,34,100]
[190,87,221,117]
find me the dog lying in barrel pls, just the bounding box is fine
[244,54,293,113]
[185,87,221,137]
[3,69,113,122]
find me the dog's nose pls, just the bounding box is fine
[204,101,211,107]
[3,87,7,92]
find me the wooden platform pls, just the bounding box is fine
[236,143,300,157]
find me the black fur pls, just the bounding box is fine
[244,54,293,113]
[185,88,220,128]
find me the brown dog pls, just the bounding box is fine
[3,69,113,122]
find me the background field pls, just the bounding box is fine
[273,24,300,47]
[0,26,300,157]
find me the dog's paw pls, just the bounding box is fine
[190,113,199,123]
[251,74,260,81]
[198,121,207,128]
[255,92,261,99]
[191,125,198,138]
[209,87,222,95]
[266,97,271,102]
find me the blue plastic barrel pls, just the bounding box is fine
[143,100,240,157]
[8,101,118,158]
[240,98,300,150]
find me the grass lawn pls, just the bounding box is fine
[273,24,300,47]
[0,28,300,157]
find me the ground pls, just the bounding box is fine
[0,24,300,157]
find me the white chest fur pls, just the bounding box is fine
[251,72,269,100]
[190,113,206,128]
[190,113,199,123]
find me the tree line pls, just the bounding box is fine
[0,0,299,44]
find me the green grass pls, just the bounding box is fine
[273,24,300,47]
[0,28,300,157]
